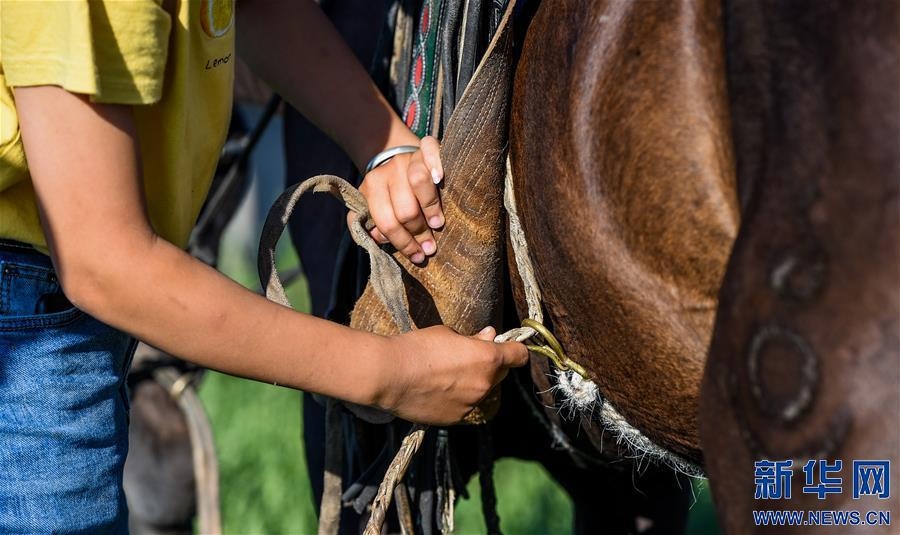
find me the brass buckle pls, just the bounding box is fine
[521,318,588,378]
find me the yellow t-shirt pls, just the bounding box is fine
[0,0,235,250]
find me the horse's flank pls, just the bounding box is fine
[510,0,738,462]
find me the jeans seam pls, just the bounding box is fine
[0,308,84,331]
[0,260,70,328]
[3,263,56,279]
[0,269,7,315]
[4,272,55,283]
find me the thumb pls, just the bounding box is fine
[472,325,496,341]
[420,136,443,184]
[499,342,530,368]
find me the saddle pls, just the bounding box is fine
[348,0,516,423]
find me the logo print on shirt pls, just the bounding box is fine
[200,0,235,38]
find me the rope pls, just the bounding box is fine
[258,174,427,535]
[153,368,222,535]
[258,174,411,332]
[318,399,344,535]
[362,424,427,535]
[394,481,416,535]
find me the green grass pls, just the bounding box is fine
[455,460,573,534]
[200,371,575,535]
[201,374,317,533]
[199,236,719,534]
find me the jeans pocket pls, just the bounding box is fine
[0,261,83,330]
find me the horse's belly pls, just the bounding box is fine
[510,0,738,462]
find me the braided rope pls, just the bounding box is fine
[362,424,426,535]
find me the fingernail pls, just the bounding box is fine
[428,215,444,229]
[411,252,425,264]
[431,168,442,184]
[478,326,493,335]
[422,240,436,255]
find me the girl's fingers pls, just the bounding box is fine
[347,186,389,243]
[365,172,423,262]
[387,172,434,262]
[420,136,443,184]
[407,154,444,231]
[357,139,445,261]
[370,227,389,244]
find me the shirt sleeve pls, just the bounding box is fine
[1,0,172,105]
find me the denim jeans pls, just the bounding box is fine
[0,241,136,533]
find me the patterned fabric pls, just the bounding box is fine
[402,0,444,137]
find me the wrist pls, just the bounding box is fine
[365,145,419,174]
[362,333,405,412]
[352,119,420,172]
[373,333,419,414]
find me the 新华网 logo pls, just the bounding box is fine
[753,459,891,500]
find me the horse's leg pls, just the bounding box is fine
[700,1,899,532]
[540,460,693,535]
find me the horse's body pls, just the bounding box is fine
[700,1,899,532]
[509,0,899,532]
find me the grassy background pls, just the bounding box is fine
[200,369,721,534]
[197,244,721,534]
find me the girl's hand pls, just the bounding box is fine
[355,136,445,264]
[375,326,529,425]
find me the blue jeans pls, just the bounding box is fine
[0,241,135,533]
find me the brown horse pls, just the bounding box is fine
[511,0,898,532]
[700,1,899,533]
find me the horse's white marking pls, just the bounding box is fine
[770,255,798,293]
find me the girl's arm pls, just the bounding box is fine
[15,85,527,426]
[236,0,446,264]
